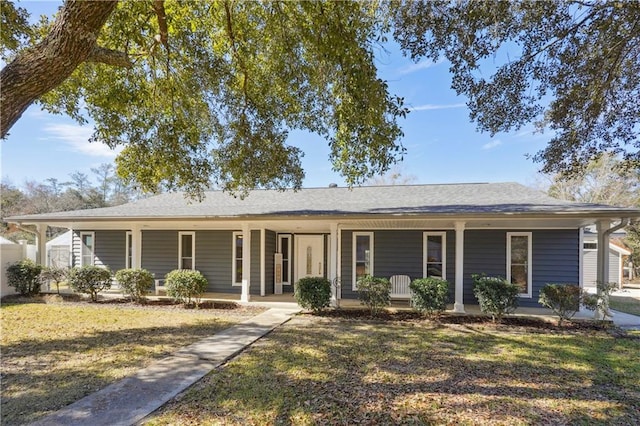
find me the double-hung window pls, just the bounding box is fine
[80,232,95,266]
[424,232,446,279]
[507,232,532,297]
[353,232,373,290]
[178,232,195,270]
[232,232,243,286]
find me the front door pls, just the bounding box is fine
[295,235,325,282]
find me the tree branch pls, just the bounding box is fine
[152,0,169,52]
[0,0,118,138]
[86,46,132,68]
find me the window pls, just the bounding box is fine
[507,232,532,297]
[178,232,195,270]
[352,232,373,290]
[424,232,446,279]
[583,242,597,250]
[278,234,291,285]
[125,231,132,269]
[80,232,95,266]
[232,232,243,286]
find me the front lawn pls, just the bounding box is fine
[149,315,640,425]
[0,298,263,425]
[610,292,640,316]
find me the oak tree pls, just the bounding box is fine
[392,0,640,177]
[1,0,406,198]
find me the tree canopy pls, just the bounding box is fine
[1,0,406,198]
[392,0,640,177]
[2,1,639,198]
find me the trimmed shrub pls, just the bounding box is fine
[165,269,208,306]
[115,268,154,303]
[69,266,112,301]
[472,274,519,322]
[294,277,331,312]
[39,266,69,294]
[538,284,583,326]
[6,259,43,296]
[410,277,449,318]
[357,275,391,316]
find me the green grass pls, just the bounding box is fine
[610,293,640,316]
[148,315,640,425]
[0,298,262,425]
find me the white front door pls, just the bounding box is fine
[295,235,325,282]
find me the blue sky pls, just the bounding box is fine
[1,1,551,190]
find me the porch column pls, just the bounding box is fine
[578,227,587,312]
[453,221,466,313]
[241,223,251,302]
[329,223,338,307]
[595,219,610,319]
[260,228,266,297]
[131,224,142,269]
[35,224,47,266]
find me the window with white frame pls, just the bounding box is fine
[507,232,532,297]
[424,232,446,279]
[353,232,373,289]
[583,242,597,250]
[178,232,195,270]
[125,231,132,269]
[278,234,291,285]
[80,232,95,266]
[232,232,243,286]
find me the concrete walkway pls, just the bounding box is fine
[30,307,300,426]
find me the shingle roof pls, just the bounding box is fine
[6,182,640,222]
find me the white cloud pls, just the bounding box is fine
[42,123,121,158]
[482,140,503,150]
[397,58,444,75]
[408,103,466,112]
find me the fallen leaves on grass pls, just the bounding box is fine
[0,299,263,425]
[148,315,640,425]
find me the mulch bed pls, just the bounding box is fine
[308,307,629,335]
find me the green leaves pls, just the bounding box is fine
[392,0,640,177]
[34,1,407,199]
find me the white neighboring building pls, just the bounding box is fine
[47,230,72,267]
[583,227,631,288]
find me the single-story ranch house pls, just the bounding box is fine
[6,182,640,311]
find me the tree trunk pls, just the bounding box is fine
[0,0,118,138]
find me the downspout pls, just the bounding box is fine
[597,218,630,319]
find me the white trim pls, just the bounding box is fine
[337,226,342,299]
[232,231,243,286]
[453,222,465,313]
[352,232,374,291]
[260,228,265,297]
[241,224,251,302]
[277,234,292,285]
[507,232,532,298]
[80,231,95,266]
[178,231,195,270]
[125,231,132,269]
[610,243,631,256]
[423,231,447,280]
[579,227,584,290]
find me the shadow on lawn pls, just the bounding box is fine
[155,318,640,425]
[1,320,235,426]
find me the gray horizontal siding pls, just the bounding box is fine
[141,231,179,285]
[464,229,580,308]
[250,230,261,295]
[341,230,454,300]
[72,230,125,271]
[194,231,234,293]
